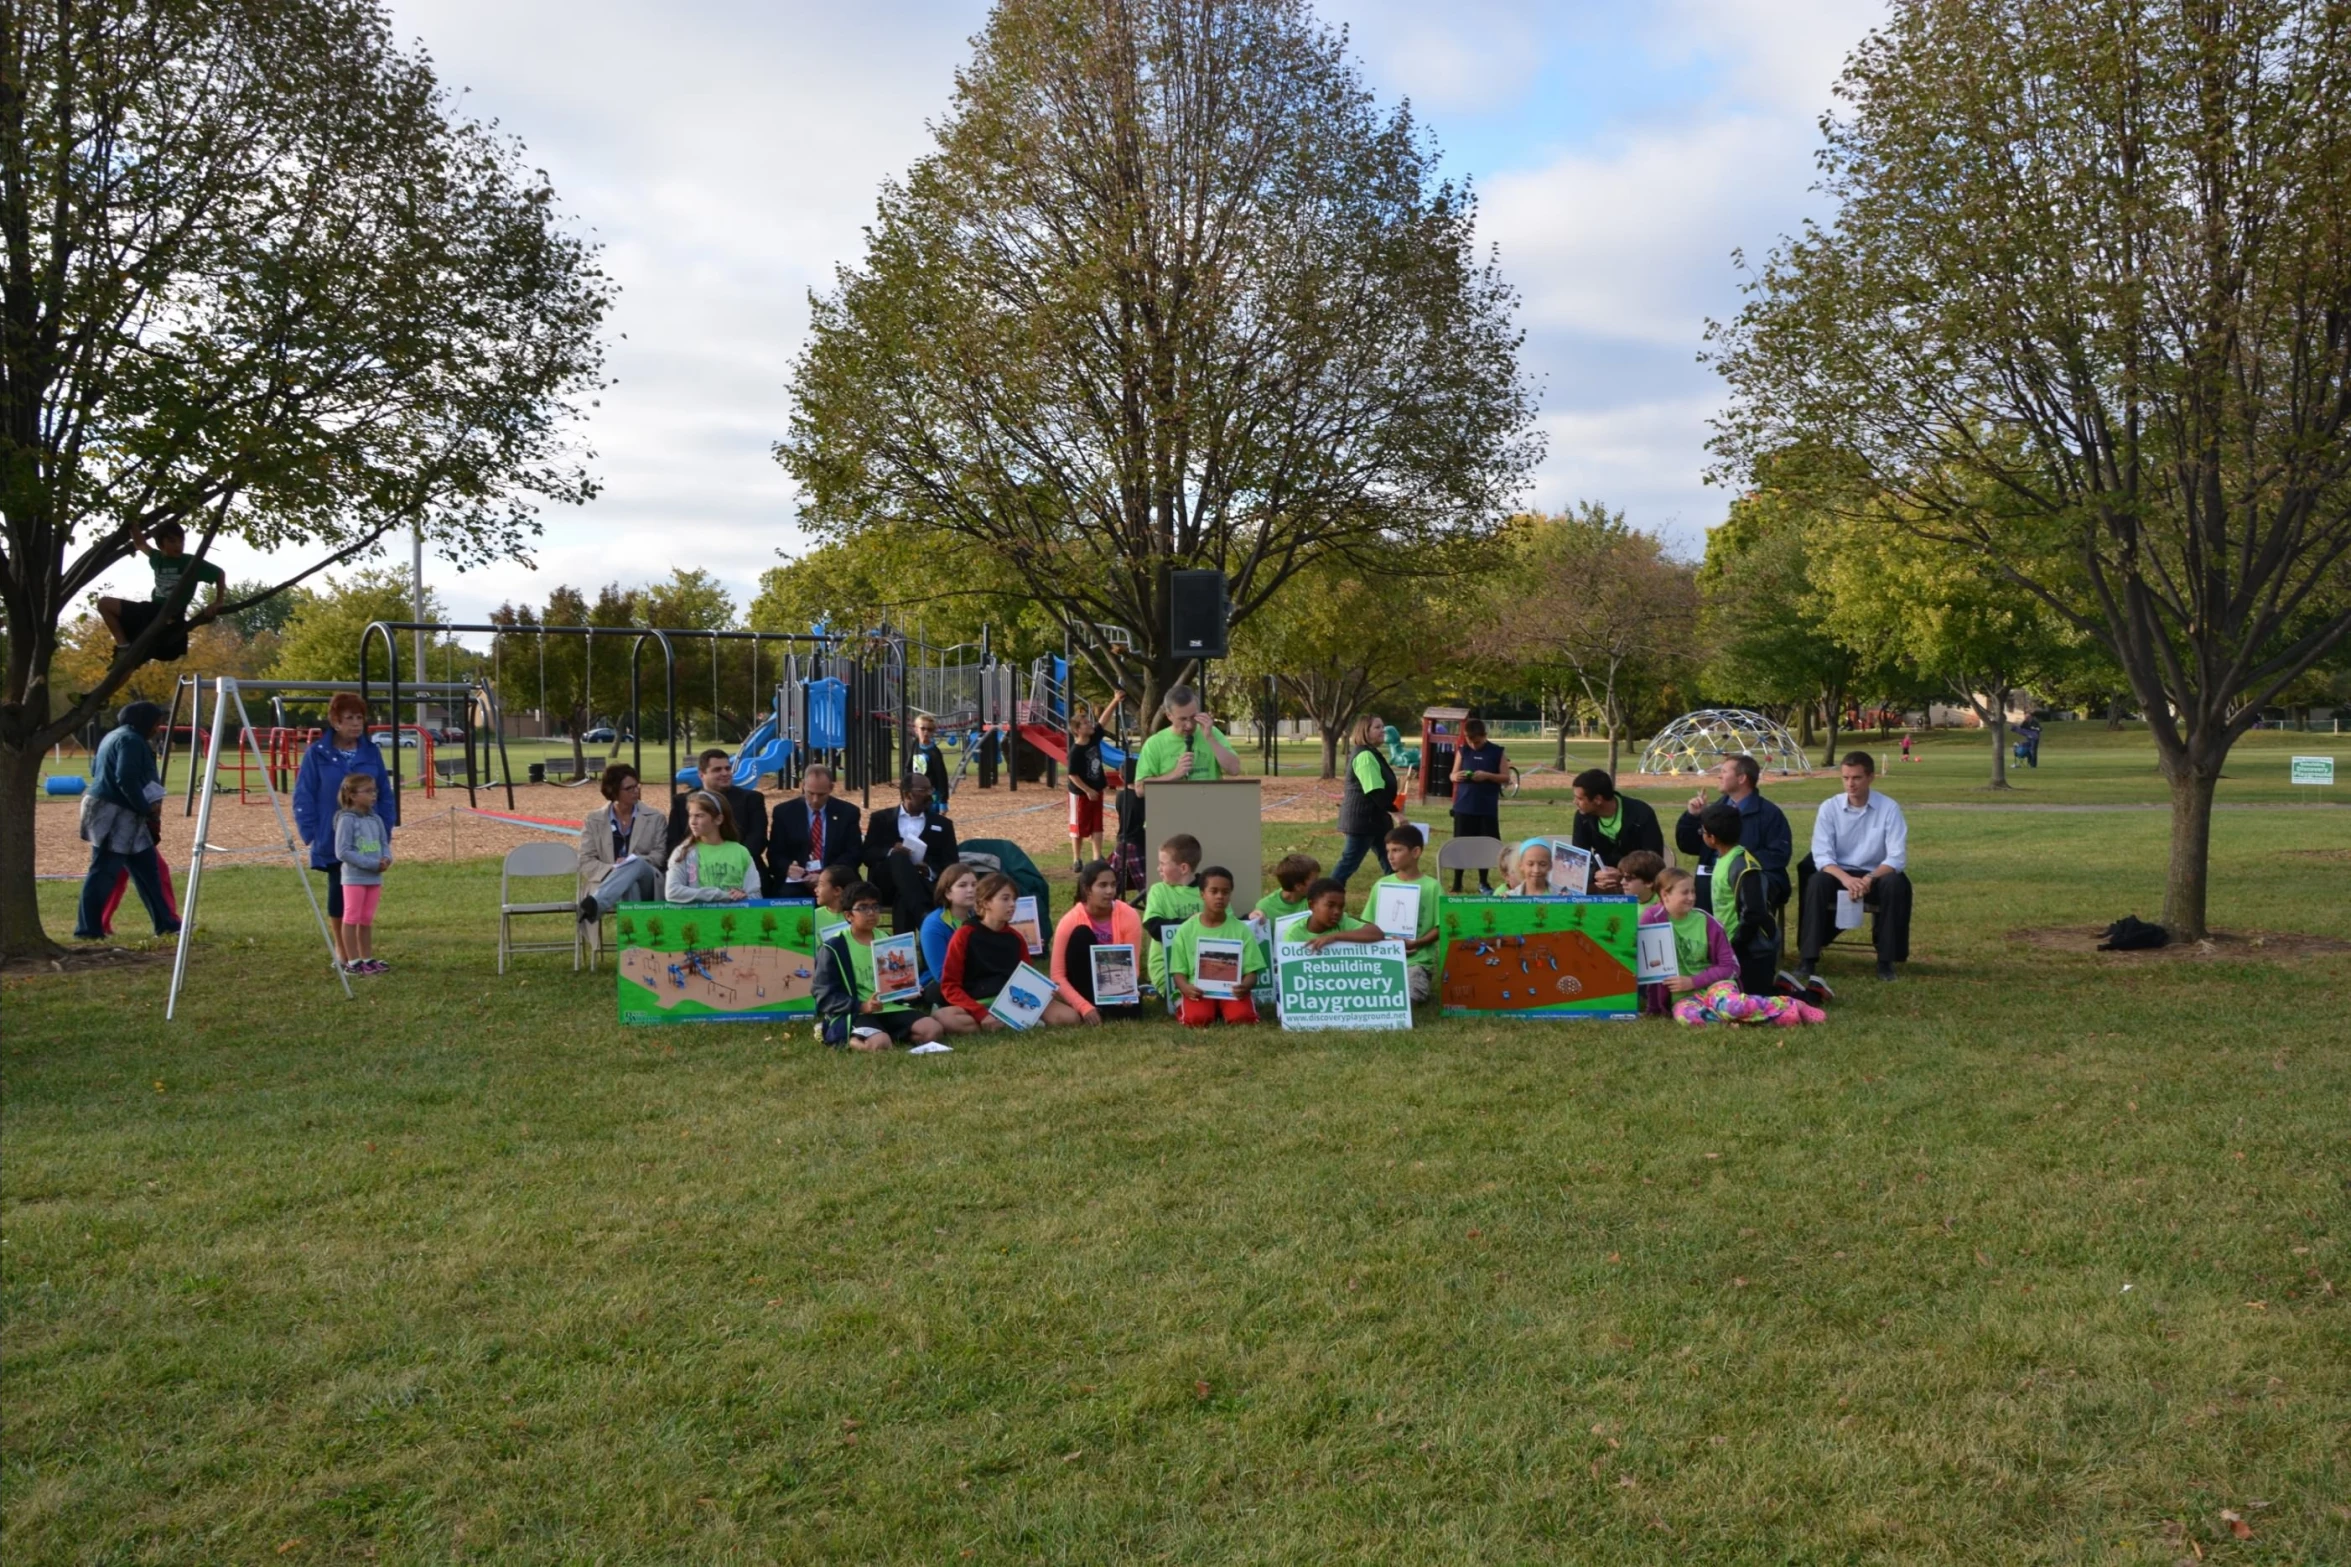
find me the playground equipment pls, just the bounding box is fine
[1639,708,1813,778]
[1416,706,1469,802]
[162,676,503,814]
[167,677,351,1020]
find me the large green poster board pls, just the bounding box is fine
[614,899,818,1025]
[1437,896,1640,1020]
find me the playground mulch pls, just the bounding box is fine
[30,775,1361,881]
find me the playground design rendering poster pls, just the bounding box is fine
[614,899,819,1024]
[1437,896,1640,1020]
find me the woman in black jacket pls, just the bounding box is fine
[1331,713,1401,888]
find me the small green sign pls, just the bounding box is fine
[614,899,818,1025]
[2290,755,2335,786]
[1271,926,1414,1031]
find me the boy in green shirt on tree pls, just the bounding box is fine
[1368,824,1442,1002]
[1141,832,1203,994]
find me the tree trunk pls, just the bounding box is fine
[2162,767,2217,940]
[0,742,61,961]
[1987,710,2010,789]
[2106,696,2125,731]
[1797,702,1816,748]
[1820,695,1841,770]
[1552,693,1568,770]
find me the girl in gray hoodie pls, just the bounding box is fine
[333,773,392,974]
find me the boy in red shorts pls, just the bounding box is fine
[1066,710,1108,871]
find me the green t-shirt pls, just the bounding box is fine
[1142,880,1203,987]
[1167,911,1267,987]
[1670,909,1713,976]
[1135,724,1229,784]
[815,908,848,941]
[1711,845,1749,941]
[691,840,754,893]
[1595,802,1625,842]
[1350,749,1389,796]
[1255,889,1309,925]
[146,548,225,605]
[1370,872,1443,969]
[844,930,908,1014]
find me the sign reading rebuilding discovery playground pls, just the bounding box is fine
[2290,755,2336,786]
[1271,922,1414,1031]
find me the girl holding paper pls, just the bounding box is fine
[1050,860,1143,1021]
[1637,868,1735,1016]
[940,873,1083,1032]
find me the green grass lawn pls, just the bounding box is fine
[6,739,2349,1563]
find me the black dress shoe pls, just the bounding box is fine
[1875,961,1897,981]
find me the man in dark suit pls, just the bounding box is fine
[767,762,862,894]
[668,748,768,879]
[860,774,959,934]
[1567,768,1666,892]
[908,714,953,801]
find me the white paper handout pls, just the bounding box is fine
[1635,923,1679,985]
[1192,937,1247,997]
[1372,881,1423,941]
[1089,943,1140,1006]
[987,962,1056,1029]
[907,1040,954,1055]
[1011,895,1045,954]
[1836,888,1868,930]
[1548,840,1595,895]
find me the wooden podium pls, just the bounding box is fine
[1145,778,1264,904]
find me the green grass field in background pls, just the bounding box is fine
[6,736,2348,1562]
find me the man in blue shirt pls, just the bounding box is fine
[1447,717,1507,892]
[1794,751,1912,982]
[1674,752,1792,912]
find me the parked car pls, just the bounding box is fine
[582,726,617,744]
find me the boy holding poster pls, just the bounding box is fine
[1369,824,1443,1002]
[814,882,949,1050]
[1636,867,1735,1017]
[1296,877,1390,951]
[1168,866,1266,1027]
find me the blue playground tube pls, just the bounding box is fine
[805,679,847,752]
[44,774,86,796]
[674,716,801,785]
[1099,739,1128,771]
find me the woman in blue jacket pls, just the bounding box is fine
[292,692,397,967]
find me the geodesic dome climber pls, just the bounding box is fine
[1639,708,1812,777]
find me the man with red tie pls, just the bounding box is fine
[766,763,863,895]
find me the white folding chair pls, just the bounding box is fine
[500,840,587,973]
[1437,836,1505,875]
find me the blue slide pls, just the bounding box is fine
[675,715,798,785]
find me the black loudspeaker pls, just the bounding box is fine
[1169,569,1230,659]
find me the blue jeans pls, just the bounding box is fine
[1332,832,1391,888]
[77,844,177,939]
[586,857,662,914]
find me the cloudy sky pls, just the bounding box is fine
[111,0,1888,624]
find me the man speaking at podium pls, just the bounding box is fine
[1134,685,1241,787]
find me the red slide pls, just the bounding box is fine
[1017,723,1067,765]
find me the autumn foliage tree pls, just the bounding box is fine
[0,0,610,958]
[1708,0,2351,937]
[779,0,1541,716]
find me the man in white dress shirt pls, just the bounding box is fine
[1795,751,1913,983]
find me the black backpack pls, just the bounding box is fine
[2097,915,2169,951]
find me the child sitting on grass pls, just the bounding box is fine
[1169,866,1265,1027]
[1499,838,1553,897]
[1617,849,1665,909]
[1637,867,1734,1017]
[1252,853,1318,931]
[1294,877,1388,952]
[1141,833,1203,995]
[333,773,391,975]
[1369,824,1442,1002]
[816,880,948,1051]
[940,872,1082,1034]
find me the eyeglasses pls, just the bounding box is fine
[850,903,885,915]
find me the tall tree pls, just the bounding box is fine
[0,0,610,958]
[1478,506,1698,777]
[1708,0,2351,937]
[779,0,1541,719]
[1226,559,1437,777]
